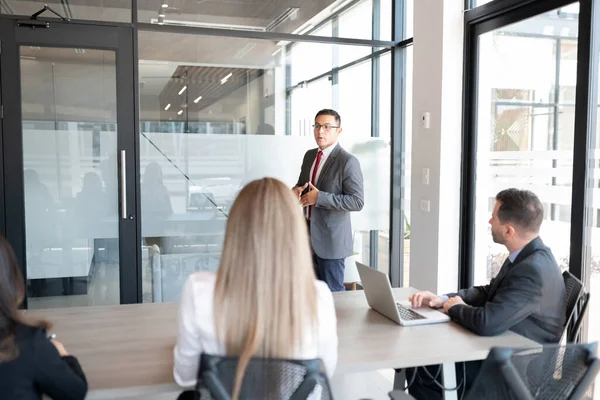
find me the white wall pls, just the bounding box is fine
[410,0,464,294]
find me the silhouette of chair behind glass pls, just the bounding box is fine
[179,353,334,400]
[464,343,600,400]
[562,271,591,343]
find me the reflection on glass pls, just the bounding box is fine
[339,60,372,141]
[472,0,493,8]
[138,31,392,301]
[587,19,600,400]
[137,0,392,40]
[338,0,372,64]
[21,47,120,309]
[473,7,579,286]
[401,47,413,285]
[291,78,333,136]
[404,0,413,40]
[1,0,131,22]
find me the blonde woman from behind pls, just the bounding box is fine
[173,177,338,399]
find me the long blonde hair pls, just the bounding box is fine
[213,178,318,399]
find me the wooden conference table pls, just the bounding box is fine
[32,287,538,400]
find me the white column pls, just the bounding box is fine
[409,0,464,294]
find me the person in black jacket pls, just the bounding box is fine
[407,188,566,399]
[0,235,87,400]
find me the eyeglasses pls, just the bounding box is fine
[313,123,339,132]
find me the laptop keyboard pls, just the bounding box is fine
[396,304,426,321]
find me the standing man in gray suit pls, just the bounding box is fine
[293,109,364,292]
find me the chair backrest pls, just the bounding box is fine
[562,271,591,343]
[465,343,600,400]
[196,353,333,400]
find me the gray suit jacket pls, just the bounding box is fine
[295,145,364,259]
[446,237,566,343]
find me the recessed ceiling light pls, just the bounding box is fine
[177,110,183,115]
[272,48,282,56]
[220,73,233,84]
[194,95,202,103]
[159,13,165,17]
[178,85,187,95]
[162,3,168,7]
[164,103,171,111]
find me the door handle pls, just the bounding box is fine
[120,150,127,219]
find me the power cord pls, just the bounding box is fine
[399,362,468,400]
[416,362,467,398]
[461,362,467,400]
[402,367,418,390]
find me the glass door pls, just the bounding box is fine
[471,5,579,286]
[0,20,138,308]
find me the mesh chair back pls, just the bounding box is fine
[465,343,600,400]
[562,271,590,343]
[196,354,333,400]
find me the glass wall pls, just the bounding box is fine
[1,0,131,22]
[402,46,413,286]
[587,34,600,400]
[137,0,393,41]
[0,0,412,306]
[20,47,121,309]
[284,5,404,280]
[589,119,600,398]
[138,28,395,301]
[472,7,579,285]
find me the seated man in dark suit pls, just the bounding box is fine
[407,188,566,400]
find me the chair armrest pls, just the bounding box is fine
[388,390,416,400]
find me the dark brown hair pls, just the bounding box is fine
[495,188,544,233]
[0,236,50,361]
[315,109,341,126]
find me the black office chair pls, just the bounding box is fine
[387,389,416,399]
[179,353,333,400]
[464,343,600,400]
[562,271,591,343]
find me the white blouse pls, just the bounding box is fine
[173,272,339,387]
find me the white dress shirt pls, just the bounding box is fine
[306,142,338,219]
[309,142,338,187]
[173,272,339,388]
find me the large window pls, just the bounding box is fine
[137,0,393,41]
[402,46,413,286]
[471,7,579,285]
[138,27,397,301]
[589,119,600,399]
[0,0,412,307]
[285,0,413,279]
[587,30,600,399]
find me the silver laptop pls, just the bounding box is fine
[356,262,450,326]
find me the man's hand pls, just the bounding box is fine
[443,296,465,313]
[300,182,319,207]
[409,291,444,309]
[292,183,308,200]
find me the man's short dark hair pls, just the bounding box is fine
[495,188,544,233]
[315,109,341,126]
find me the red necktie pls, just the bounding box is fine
[308,150,323,220]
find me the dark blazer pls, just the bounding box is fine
[446,237,566,343]
[295,144,364,259]
[0,324,87,400]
